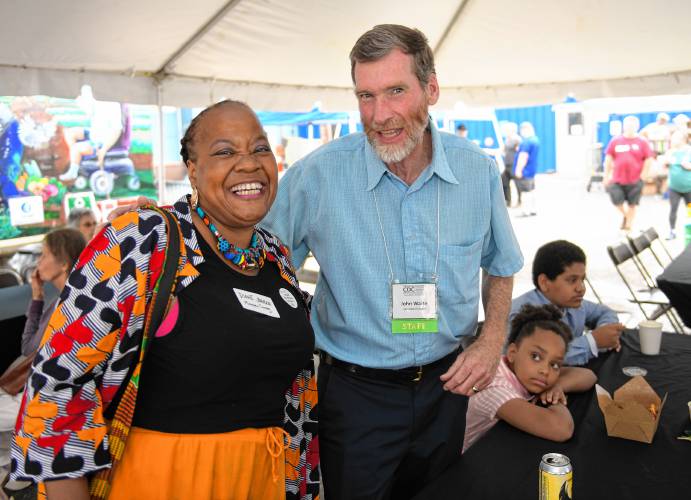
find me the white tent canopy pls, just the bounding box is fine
[2,0,691,110]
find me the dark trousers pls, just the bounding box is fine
[318,355,468,500]
[501,167,521,206]
[669,189,691,229]
[501,168,512,205]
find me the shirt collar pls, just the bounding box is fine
[365,117,459,191]
[533,289,569,315]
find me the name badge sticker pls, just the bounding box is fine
[391,283,438,334]
[279,288,298,309]
[392,283,437,318]
[233,288,280,318]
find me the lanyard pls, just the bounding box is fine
[372,175,441,283]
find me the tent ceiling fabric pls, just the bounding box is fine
[2,0,691,110]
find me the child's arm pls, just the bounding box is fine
[559,367,597,392]
[495,368,596,442]
[539,367,597,405]
[496,399,574,442]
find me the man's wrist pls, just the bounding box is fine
[476,323,506,351]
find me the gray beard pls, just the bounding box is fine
[369,120,426,164]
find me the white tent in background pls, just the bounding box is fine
[2,0,691,110]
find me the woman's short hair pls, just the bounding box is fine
[67,208,95,227]
[44,228,86,271]
[508,303,573,347]
[179,99,249,165]
[349,24,436,87]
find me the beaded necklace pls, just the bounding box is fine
[195,205,266,271]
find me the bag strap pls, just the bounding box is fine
[142,209,181,355]
[90,208,181,499]
[101,208,180,420]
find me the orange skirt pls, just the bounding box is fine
[108,426,287,500]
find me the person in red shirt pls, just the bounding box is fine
[603,115,653,231]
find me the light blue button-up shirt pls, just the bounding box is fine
[510,289,620,366]
[262,121,523,369]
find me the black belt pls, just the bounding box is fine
[319,350,458,385]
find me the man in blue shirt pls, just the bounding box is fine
[510,240,624,366]
[513,121,539,217]
[263,24,523,499]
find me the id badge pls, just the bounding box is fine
[391,283,438,334]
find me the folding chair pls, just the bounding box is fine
[0,268,22,289]
[607,242,684,333]
[626,232,664,291]
[584,276,632,316]
[642,227,673,263]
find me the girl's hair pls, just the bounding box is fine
[508,304,573,347]
[44,228,86,271]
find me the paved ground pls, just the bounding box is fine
[298,171,690,332]
[508,173,688,331]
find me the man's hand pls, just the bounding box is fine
[440,336,502,396]
[443,274,513,396]
[592,323,625,351]
[539,383,567,406]
[106,196,158,222]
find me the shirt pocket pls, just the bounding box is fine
[438,239,483,309]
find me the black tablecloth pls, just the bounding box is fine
[0,284,58,372]
[413,331,691,500]
[657,244,691,328]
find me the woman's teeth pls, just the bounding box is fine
[231,182,262,195]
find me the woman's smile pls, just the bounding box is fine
[230,181,265,198]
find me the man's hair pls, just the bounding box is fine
[180,99,250,165]
[508,303,573,347]
[456,123,467,131]
[44,228,86,272]
[349,24,436,87]
[532,240,586,289]
[623,115,640,129]
[67,208,95,227]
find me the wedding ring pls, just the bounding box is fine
[472,385,480,393]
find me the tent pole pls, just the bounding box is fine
[154,0,243,78]
[156,83,166,203]
[434,0,472,55]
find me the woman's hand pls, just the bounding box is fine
[539,383,567,406]
[30,268,45,300]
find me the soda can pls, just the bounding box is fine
[539,453,573,500]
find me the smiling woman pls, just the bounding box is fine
[10,100,319,500]
[182,102,278,256]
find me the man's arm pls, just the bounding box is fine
[641,157,653,181]
[261,165,312,269]
[603,154,614,184]
[514,152,528,178]
[440,274,513,395]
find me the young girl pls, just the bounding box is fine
[463,304,597,452]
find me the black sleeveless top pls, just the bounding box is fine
[133,229,314,433]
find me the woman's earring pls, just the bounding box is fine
[190,186,199,209]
